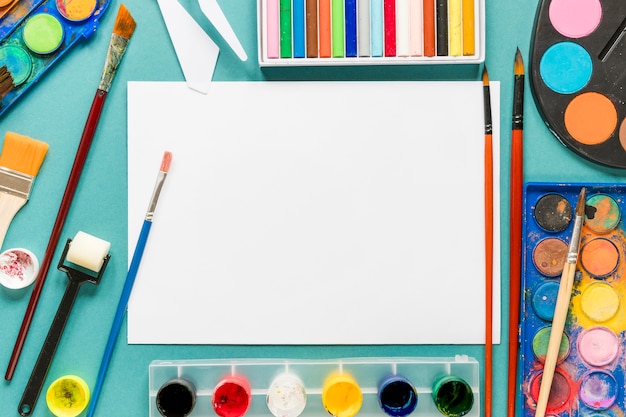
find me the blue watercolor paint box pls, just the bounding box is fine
[149,356,479,417]
[520,183,626,417]
[0,0,110,117]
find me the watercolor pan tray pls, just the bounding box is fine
[529,0,626,168]
[0,0,109,117]
[149,356,479,417]
[520,182,626,417]
[0,0,44,40]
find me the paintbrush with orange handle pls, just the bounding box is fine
[507,47,525,417]
[5,4,136,381]
[482,65,494,417]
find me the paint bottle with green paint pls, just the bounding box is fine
[431,375,474,417]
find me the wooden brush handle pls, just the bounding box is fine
[0,193,27,250]
[534,261,577,417]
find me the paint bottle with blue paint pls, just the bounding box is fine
[377,374,418,417]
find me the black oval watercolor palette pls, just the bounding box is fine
[529,0,626,168]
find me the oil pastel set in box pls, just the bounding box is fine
[0,0,110,116]
[520,183,626,417]
[257,0,485,66]
[149,357,479,417]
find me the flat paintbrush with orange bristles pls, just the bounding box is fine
[0,132,48,250]
[5,4,136,383]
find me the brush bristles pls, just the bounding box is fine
[482,66,489,86]
[0,132,49,177]
[0,66,14,100]
[514,48,524,75]
[160,151,172,173]
[113,4,136,40]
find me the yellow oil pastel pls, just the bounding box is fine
[448,0,462,56]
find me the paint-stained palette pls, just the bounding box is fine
[149,357,479,417]
[529,0,626,168]
[0,0,110,116]
[521,183,626,417]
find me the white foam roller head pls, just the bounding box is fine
[66,231,111,272]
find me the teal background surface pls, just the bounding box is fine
[1,0,625,416]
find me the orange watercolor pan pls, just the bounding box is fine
[520,182,626,417]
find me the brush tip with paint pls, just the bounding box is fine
[0,132,49,250]
[113,4,137,40]
[160,151,172,173]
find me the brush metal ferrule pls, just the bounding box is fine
[145,171,167,222]
[566,215,584,264]
[0,166,34,199]
[98,34,130,92]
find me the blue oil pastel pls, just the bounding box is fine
[293,0,305,58]
[370,0,383,56]
[345,0,357,57]
[539,42,593,94]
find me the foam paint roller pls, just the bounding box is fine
[18,231,111,416]
[65,231,111,273]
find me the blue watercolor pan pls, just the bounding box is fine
[0,0,110,117]
[529,0,626,168]
[520,182,626,417]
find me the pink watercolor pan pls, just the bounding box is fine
[529,0,626,168]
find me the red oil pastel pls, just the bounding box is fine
[212,375,252,417]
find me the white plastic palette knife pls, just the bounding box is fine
[157,0,220,94]
[198,0,248,61]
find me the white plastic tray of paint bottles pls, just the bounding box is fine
[149,356,479,417]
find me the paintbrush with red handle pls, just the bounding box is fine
[5,4,137,381]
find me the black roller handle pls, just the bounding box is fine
[18,238,110,416]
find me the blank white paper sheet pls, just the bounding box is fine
[127,81,501,345]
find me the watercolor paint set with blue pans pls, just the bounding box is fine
[148,357,479,417]
[520,182,626,417]
[0,0,110,116]
[529,0,626,169]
